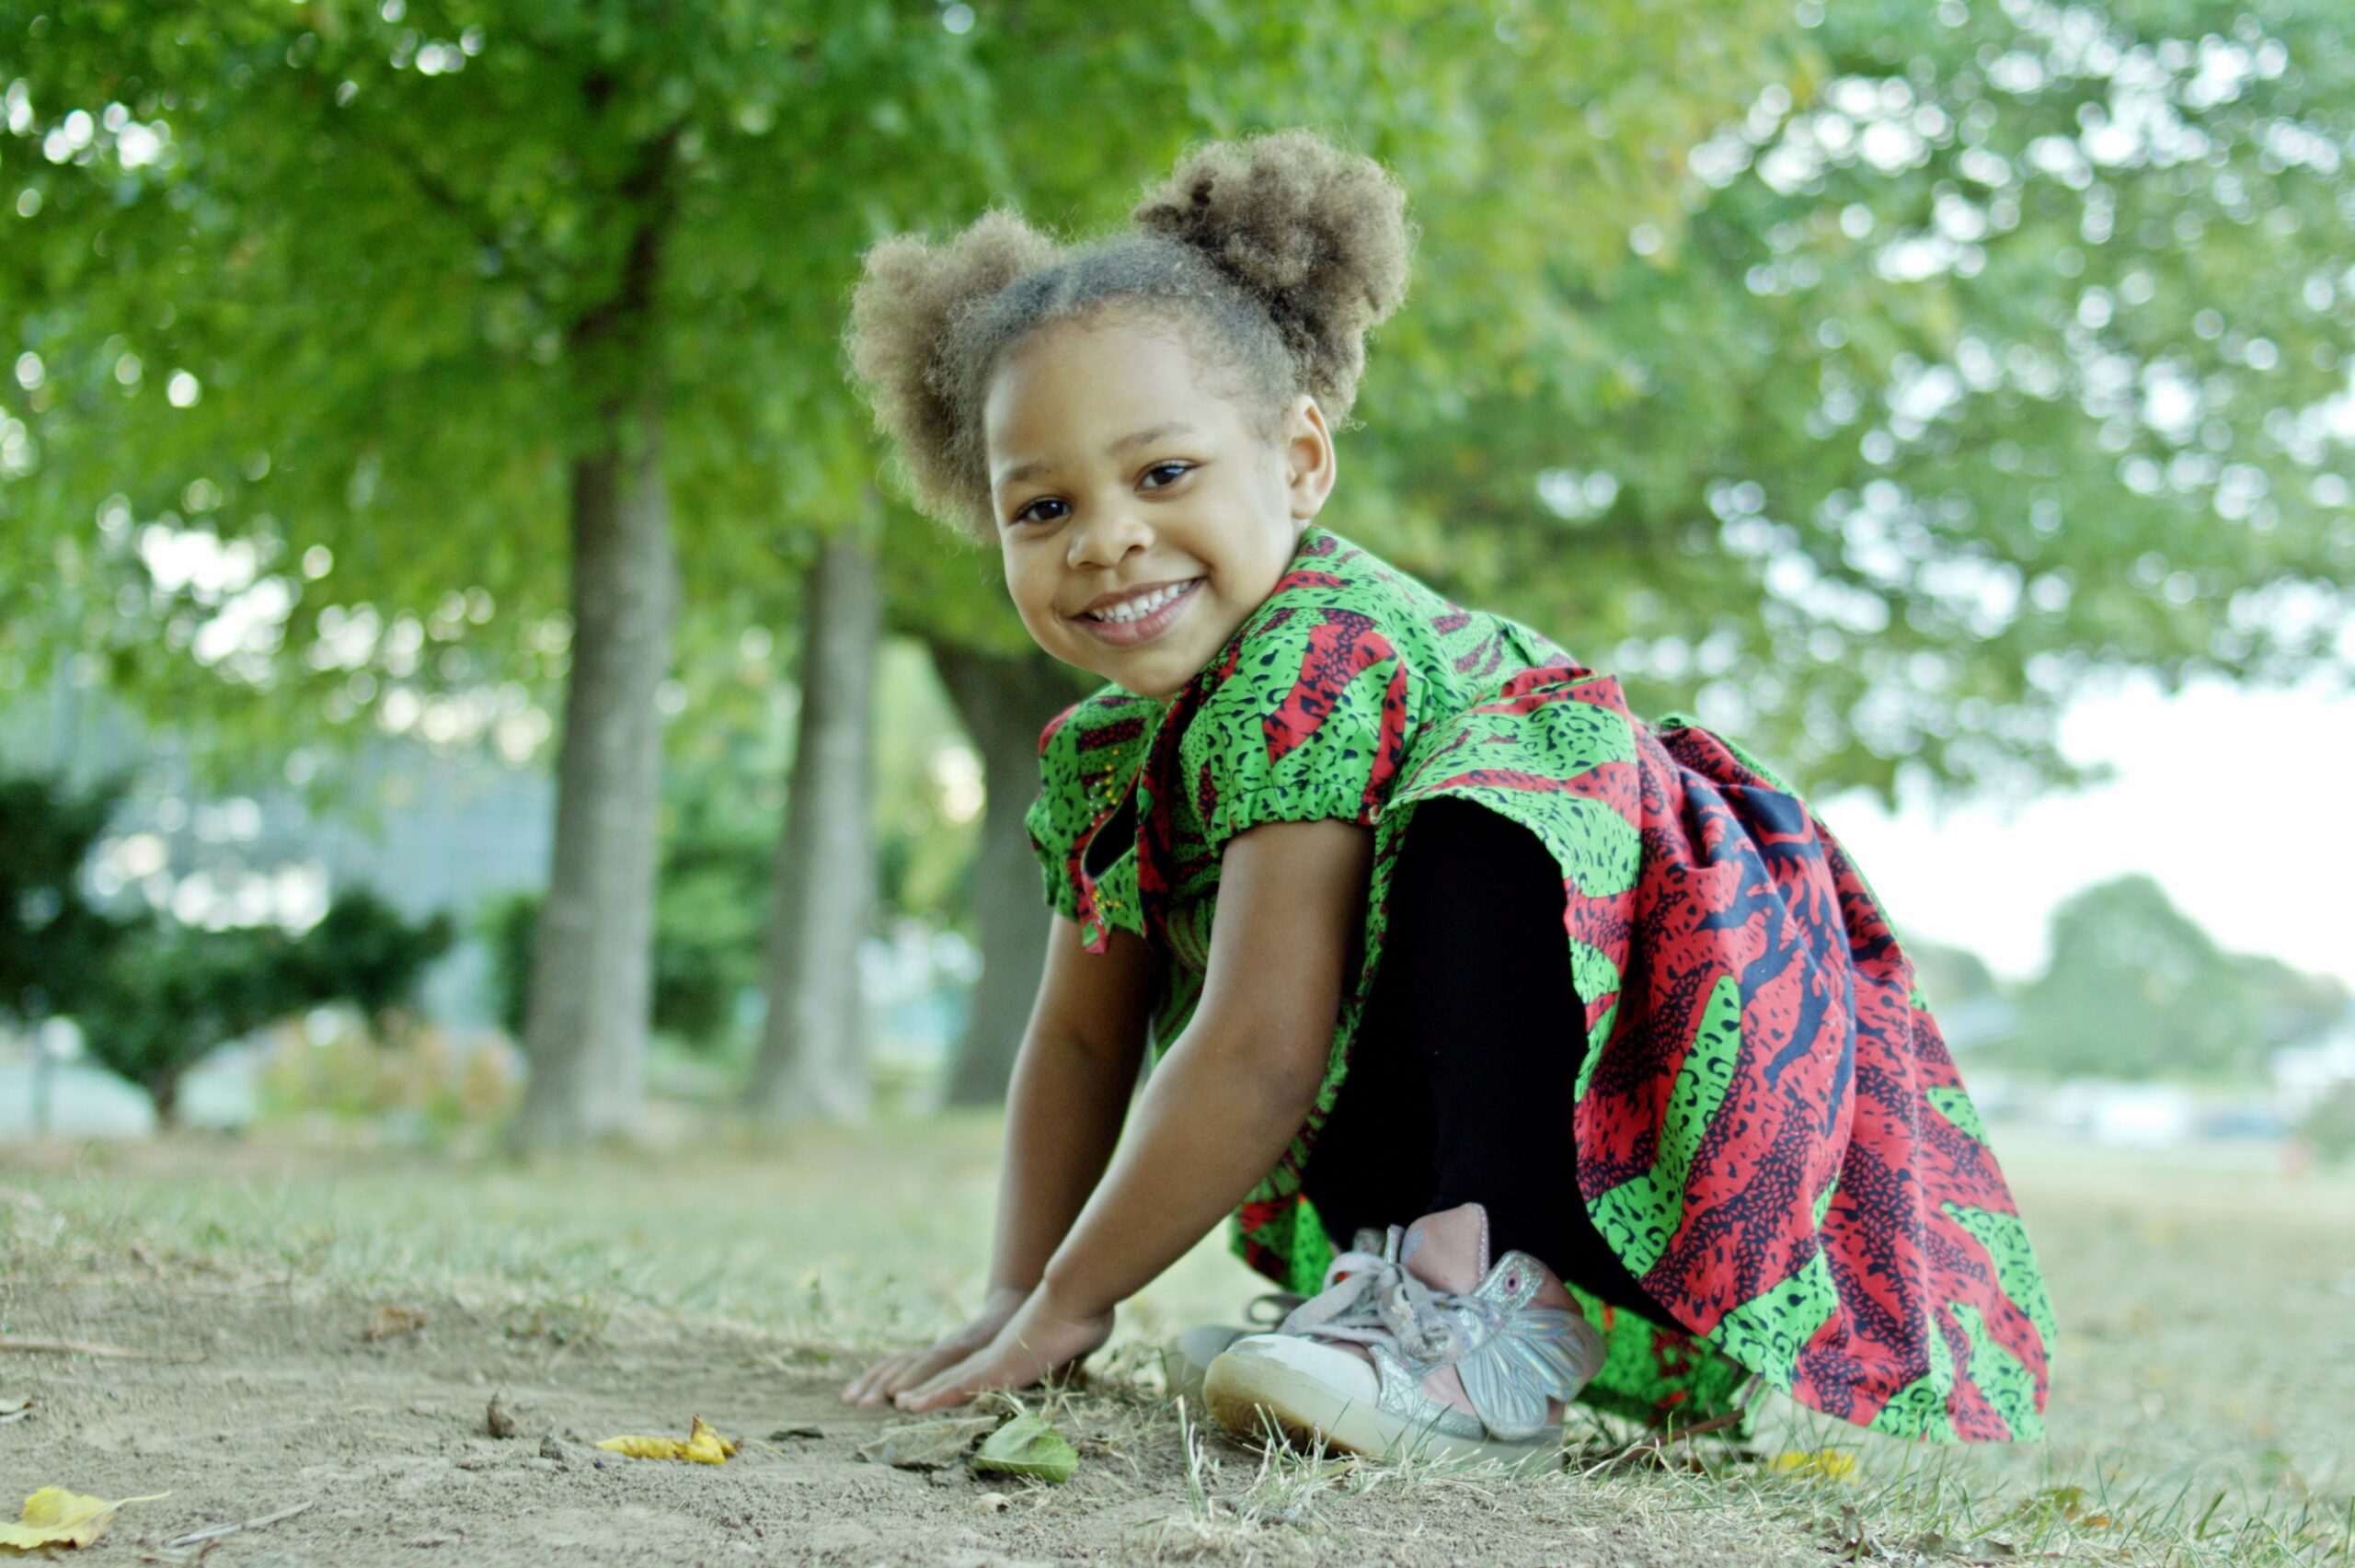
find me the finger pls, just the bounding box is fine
[879,1345,966,1401]
[844,1351,918,1405]
[844,1352,908,1403]
[896,1352,990,1413]
[895,1379,977,1414]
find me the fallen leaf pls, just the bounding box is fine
[769,1424,824,1441]
[1765,1448,1859,1481]
[363,1307,428,1341]
[856,1415,997,1471]
[0,1486,170,1551]
[596,1414,739,1465]
[971,1413,1078,1484]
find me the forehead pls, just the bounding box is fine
[983,316,1232,456]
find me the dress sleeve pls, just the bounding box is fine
[1025,687,1159,920]
[1178,606,1415,858]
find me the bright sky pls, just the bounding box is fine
[1819,672,2354,988]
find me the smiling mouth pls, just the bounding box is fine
[1076,578,1203,624]
[1069,577,1203,647]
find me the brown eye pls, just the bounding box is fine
[1010,497,1067,527]
[1141,462,1192,488]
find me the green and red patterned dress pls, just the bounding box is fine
[1025,523,2054,1442]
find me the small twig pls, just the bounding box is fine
[1654,1409,1747,1445]
[0,1333,153,1358]
[162,1499,314,1551]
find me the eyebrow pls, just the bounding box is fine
[993,422,1199,494]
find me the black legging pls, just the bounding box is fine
[1299,795,1680,1325]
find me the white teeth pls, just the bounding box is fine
[1086,579,1194,624]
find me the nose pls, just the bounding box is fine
[1065,503,1152,572]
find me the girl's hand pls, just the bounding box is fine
[841,1287,1027,1408]
[891,1285,1115,1413]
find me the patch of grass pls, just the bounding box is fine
[4,1123,2349,1565]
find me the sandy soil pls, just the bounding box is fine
[4,1271,1827,1566]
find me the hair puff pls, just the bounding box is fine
[844,129,1414,543]
[842,208,1059,538]
[1131,128,1414,428]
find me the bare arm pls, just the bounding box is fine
[893,817,1373,1410]
[984,915,1159,1295]
[844,910,1155,1404]
[1038,818,1372,1313]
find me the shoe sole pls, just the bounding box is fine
[1165,1325,1249,1411]
[1202,1347,1563,1471]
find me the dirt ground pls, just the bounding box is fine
[6,1271,1831,1566]
[5,1125,2351,1566]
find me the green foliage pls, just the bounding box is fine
[0,767,131,1024]
[867,639,985,926]
[2,0,2347,1044]
[1905,934,1999,1008]
[479,889,538,1042]
[482,836,763,1055]
[1998,874,2269,1079]
[285,887,455,1026]
[76,920,312,1121]
[649,779,769,1049]
[0,0,1795,765]
[0,765,453,1118]
[2234,950,2350,1049]
[1385,1,2354,797]
[2299,1083,2355,1166]
[76,883,453,1122]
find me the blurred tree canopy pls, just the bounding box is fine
[1360,0,2354,796]
[0,769,451,1122]
[0,0,1799,1127]
[5,1,2349,1117]
[10,0,2335,796]
[1997,872,2348,1079]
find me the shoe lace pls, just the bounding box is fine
[1243,1290,1305,1329]
[1274,1240,1469,1368]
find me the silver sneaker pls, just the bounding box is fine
[1165,1290,1305,1408]
[1202,1219,1605,1468]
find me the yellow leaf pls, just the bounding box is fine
[0,1486,171,1551]
[596,1414,737,1465]
[1764,1448,1858,1481]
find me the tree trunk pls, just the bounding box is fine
[928,640,1093,1106]
[509,393,677,1150]
[745,515,883,1122]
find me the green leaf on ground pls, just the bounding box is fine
[856,1415,998,1471]
[970,1413,1077,1484]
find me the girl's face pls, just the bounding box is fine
[983,312,1336,700]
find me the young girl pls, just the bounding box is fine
[837,129,2052,1460]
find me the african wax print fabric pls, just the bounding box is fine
[1025,524,2053,1439]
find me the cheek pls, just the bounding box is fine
[1004,554,1060,633]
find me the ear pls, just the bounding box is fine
[1280,395,1338,521]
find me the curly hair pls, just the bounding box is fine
[843,128,1416,544]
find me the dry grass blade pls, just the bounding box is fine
[0,1333,155,1358]
[161,1499,315,1551]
